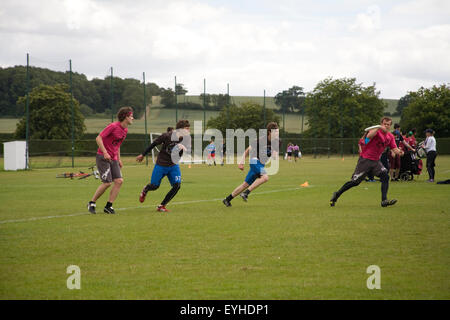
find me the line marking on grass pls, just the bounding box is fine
[0,187,306,225]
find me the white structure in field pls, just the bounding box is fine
[3,141,28,171]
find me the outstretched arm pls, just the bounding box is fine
[238,146,250,170]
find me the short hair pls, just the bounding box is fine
[267,122,279,132]
[394,123,400,129]
[117,107,133,122]
[176,119,190,129]
[380,117,392,124]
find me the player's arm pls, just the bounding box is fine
[136,136,164,162]
[366,127,382,140]
[96,135,111,161]
[238,146,250,170]
[392,147,403,156]
[402,139,415,152]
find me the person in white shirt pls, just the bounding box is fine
[423,128,437,182]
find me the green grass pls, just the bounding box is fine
[0,156,449,299]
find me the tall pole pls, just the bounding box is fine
[263,90,266,127]
[175,76,178,122]
[143,72,148,166]
[226,83,230,130]
[203,78,206,132]
[340,102,344,159]
[110,67,114,123]
[352,104,355,156]
[70,59,75,168]
[25,53,30,170]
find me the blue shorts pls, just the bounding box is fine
[150,164,181,186]
[245,160,266,185]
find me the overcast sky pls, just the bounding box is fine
[1,0,449,98]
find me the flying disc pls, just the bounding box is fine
[364,125,382,132]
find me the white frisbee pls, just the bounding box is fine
[364,125,382,132]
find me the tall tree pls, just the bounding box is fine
[400,84,450,137]
[175,83,188,95]
[15,84,86,139]
[304,77,385,138]
[396,94,412,116]
[207,102,280,135]
[274,86,305,113]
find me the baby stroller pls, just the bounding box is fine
[399,150,423,181]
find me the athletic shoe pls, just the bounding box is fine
[87,202,96,214]
[240,192,248,202]
[222,198,232,207]
[157,205,170,212]
[381,199,397,207]
[104,206,115,214]
[139,188,147,203]
[330,192,338,207]
[426,179,434,182]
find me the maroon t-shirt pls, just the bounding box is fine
[97,122,128,160]
[361,130,397,161]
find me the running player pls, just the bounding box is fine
[223,122,279,207]
[330,117,402,207]
[87,107,134,214]
[206,140,216,166]
[136,120,190,212]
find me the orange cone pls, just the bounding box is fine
[300,181,309,187]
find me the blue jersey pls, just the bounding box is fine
[206,144,216,154]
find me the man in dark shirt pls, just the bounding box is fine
[223,122,279,207]
[136,120,190,212]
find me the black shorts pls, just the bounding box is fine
[96,154,122,183]
[287,152,292,156]
[351,157,387,183]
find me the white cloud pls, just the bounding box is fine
[349,5,381,33]
[0,0,449,98]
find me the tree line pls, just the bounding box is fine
[3,66,448,139]
[0,66,160,119]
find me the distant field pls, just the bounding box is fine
[0,96,399,135]
[0,110,313,134]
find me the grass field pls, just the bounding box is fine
[0,155,449,299]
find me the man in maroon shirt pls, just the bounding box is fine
[330,117,403,207]
[87,107,134,214]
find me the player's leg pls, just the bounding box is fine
[88,154,112,214]
[223,169,254,207]
[374,163,397,207]
[158,165,182,211]
[104,160,123,214]
[330,158,367,206]
[240,162,268,201]
[139,164,164,203]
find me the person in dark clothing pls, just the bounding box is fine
[136,120,190,212]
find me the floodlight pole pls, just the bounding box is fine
[70,59,75,168]
[263,89,266,127]
[175,76,178,122]
[143,72,148,166]
[226,83,230,130]
[25,53,30,170]
[110,67,114,123]
[203,78,206,132]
